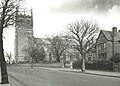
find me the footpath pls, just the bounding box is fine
[0,67,120,86]
[36,67,120,78]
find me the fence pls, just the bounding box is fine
[113,63,120,72]
[73,61,116,72]
[73,61,81,69]
[86,62,113,71]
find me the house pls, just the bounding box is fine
[96,27,120,60]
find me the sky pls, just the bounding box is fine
[3,0,120,58]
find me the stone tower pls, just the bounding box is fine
[14,9,34,63]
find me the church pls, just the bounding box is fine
[14,9,35,63]
[14,9,87,63]
[14,9,60,63]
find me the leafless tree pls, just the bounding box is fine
[27,46,45,68]
[5,52,12,64]
[22,35,34,68]
[0,0,20,84]
[28,46,36,68]
[46,34,68,63]
[66,20,99,72]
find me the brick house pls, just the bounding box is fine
[96,27,120,60]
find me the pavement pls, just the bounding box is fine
[36,67,120,78]
[0,67,120,86]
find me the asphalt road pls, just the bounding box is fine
[8,67,120,86]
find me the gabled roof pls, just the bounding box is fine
[34,38,50,45]
[42,38,51,44]
[101,30,113,41]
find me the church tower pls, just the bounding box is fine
[14,8,34,63]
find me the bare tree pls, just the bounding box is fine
[5,52,12,65]
[28,47,45,66]
[28,46,36,68]
[23,35,34,68]
[46,34,68,62]
[66,20,99,72]
[0,0,20,84]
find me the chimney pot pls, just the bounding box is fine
[119,30,120,32]
[112,27,117,36]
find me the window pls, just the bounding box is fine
[73,45,77,49]
[88,57,91,61]
[98,53,106,59]
[17,18,23,22]
[27,20,30,24]
[98,43,106,52]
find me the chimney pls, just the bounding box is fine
[119,30,120,32]
[112,27,117,37]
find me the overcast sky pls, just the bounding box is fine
[31,0,120,37]
[3,0,120,57]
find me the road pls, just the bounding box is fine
[8,67,120,86]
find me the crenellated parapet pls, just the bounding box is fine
[15,8,33,29]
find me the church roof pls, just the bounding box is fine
[34,38,50,45]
